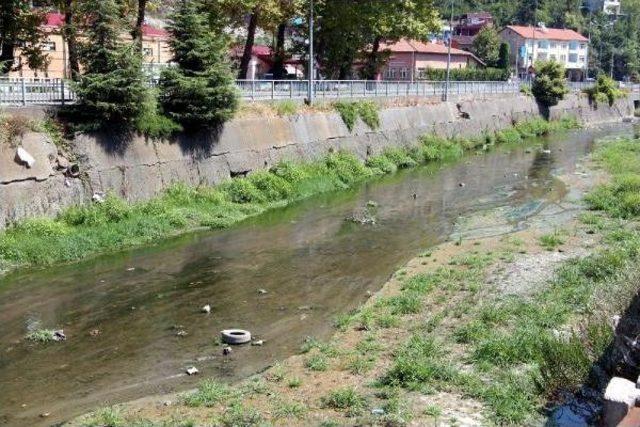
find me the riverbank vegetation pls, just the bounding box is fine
[74,135,640,426]
[0,117,578,274]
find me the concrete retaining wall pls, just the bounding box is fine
[1,92,638,228]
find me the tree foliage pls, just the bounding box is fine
[159,0,238,129]
[532,60,569,107]
[73,0,148,127]
[0,1,47,74]
[498,42,510,71]
[471,27,501,67]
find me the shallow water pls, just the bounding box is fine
[0,125,631,426]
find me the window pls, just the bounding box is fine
[569,41,578,50]
[568,53,578,62]
[580,43,587,50]
[537,52,547,60]
[579,55,586,62]
[417,68,427,79]
[384,68,398,79]
[550,42,557,49]
[400,68,409,80]
[41,41,56,51]
[562,43,568,49]
[550,54,557,60]
[560,54,567,62]
[143,47,153,57]
[537,40,549,49]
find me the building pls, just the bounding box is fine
[230,45,304,80]
[375,39,485,81]
[8,12,172,79]
[452,12,494,51]
[499,25,589,81]
[585,0,621,15]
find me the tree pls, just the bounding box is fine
[159,0,238,128]
[0,1,47,75]
[471,27,501,67]
[497,42,510,71]
[531,60,569,107]
[73,0,148,127]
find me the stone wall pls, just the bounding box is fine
[1,92,638,228]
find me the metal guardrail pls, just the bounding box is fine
[0,78,75,105]
[1,77,638,106]
[235,79,522,100]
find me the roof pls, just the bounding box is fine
[451,35,475,47]
[379,38,485,65]
[502,25,588,42]
[42,12,168,39]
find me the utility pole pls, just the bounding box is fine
[444,0,454,101]
[307,0,314,105]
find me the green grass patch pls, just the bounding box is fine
[25,328,57,343]
[182,379,237,407]
[539,231,566,250]
[321,387,367,415]
[334,101,380,131]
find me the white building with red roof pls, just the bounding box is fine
[376,38,485,81]
[500,25,589,81]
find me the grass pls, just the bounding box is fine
[85,407,125,427]
[0,117,580,274]
[25,328,56,343]
[274,100,298,116]
[539,230,566,250]
[305,354,329,371]
[321,387,367,415]
[334,101,380,131]
[182,379,236,407]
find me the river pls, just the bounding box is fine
[0,124,632,426]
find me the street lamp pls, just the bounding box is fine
[444,0,454,101]
[307,0,314,105]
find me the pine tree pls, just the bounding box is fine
[498,42,510,71]
[159,0,238,129]
[73,0,148,128]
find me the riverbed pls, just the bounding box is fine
[0,124,632,426]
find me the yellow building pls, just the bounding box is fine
[9,13,172,79]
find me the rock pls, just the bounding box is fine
[40,413,50,418]
[52,330,66,341]
[186,367,199,376]
[64,178,71,187]
[258,289,268,295]
[458,182,466,188]
[126,267,135,271]
[92,193,105,203]
[201,305,211,314]
[16,147,36,168]
[176,330,188,337]
[56,155,70,170]
[163,401,172,407]
[252,340,264,346]
[603,377,640,426]
[223,346,232,355]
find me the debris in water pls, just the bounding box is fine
[201,304,211,314]
[412,193,417,199]
[258,289,268,295]
[252,340,264,346]
[223,346,232,355]
[366,200,378,207]
[89,329,100,337]
[298,305,312,311]
[186,367,199,376]
[541,149,551,154]
[163,401,172,407]
[221,329,252,344]
[40,413,50,418]
[458,182,466,188]
[372,408,385,415]
[126,267,135,271]
[92,193,105,203]
[176,330,188,337]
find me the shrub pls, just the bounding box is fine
[366,154,398,174]
[531,60,569,107]
[223,179,265,204]
[247,171,294,202]
[334,102,359,131]
[584,75,623,107]
[334,101,380,131]
[383,147,418,169]
[135,89,182,138]
[324,151,371,184]
[183,379,236,407]
[419,67,509,81]
[271,160,309,183]
[321,387,367,414]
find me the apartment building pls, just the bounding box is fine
[500,25,589,81]
[8,12,172,79]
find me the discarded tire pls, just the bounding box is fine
[221,329,251,345]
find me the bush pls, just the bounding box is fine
[324,152,371,184]
[223,179,265,204]
[418,67,509,81]
[584,75,623,107]
[383,147,418,169]
[0,114,35,146]
[135,90,182,138]
[531,60,569,107]
[366,154,397,174]
[334,101,380,131]
[247,171,294,202]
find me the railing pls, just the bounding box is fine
[0,77,75,105]
[235,79,522,100]
[1,77,637,106]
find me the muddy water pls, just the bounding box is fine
[0,125,631,426]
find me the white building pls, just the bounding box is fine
[499,25,589,81]
[586,0,621,15]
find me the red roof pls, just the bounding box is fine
[42,12,168,39]
[142,24,168,38]
[503,25,588,42]
[380,38,482,59]
[44,12,65,28]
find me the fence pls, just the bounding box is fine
[235,80,522,101]
[1,77,638,106]
[0,78,76,105]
